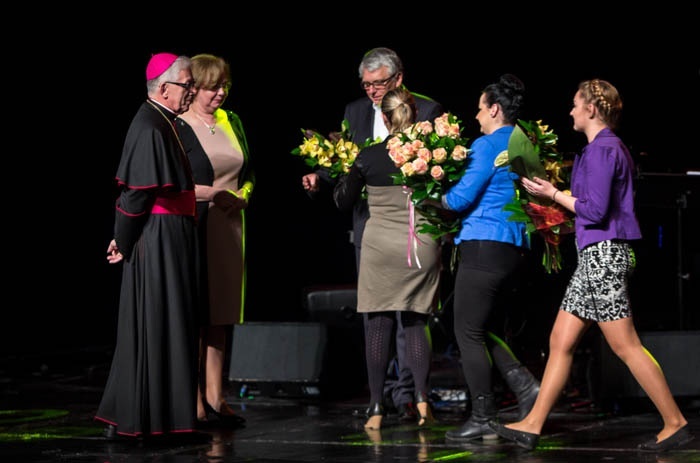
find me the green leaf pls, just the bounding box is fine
[507,123,548,181]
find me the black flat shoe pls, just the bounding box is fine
[203,401,246,427]
[490,421,539,450]
[638,425,695,452]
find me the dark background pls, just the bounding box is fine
[5,14,698,357]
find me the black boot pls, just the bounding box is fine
[504,366,540,421]
[445,395,497,441]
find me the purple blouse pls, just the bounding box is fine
[571,128,642,250]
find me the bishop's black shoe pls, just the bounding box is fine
[103,424,118,440]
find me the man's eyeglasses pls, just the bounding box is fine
[165,81,195,91]
[361,72,398,90]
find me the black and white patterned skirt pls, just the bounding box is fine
[561,240,636,322]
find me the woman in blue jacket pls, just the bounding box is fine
[443,74,540,442]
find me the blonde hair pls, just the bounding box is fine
[381,87,416,134]
[578,79,623,130]
[190,54,230,90]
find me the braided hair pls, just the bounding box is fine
[578,79,623,130]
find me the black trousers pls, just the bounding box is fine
[452,240,525,399]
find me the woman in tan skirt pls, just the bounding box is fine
[334,87,441,430]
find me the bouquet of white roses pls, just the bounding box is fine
[291,119,361,178]
[387,112,471,240]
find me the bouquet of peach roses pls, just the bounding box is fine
[387,112,471,240]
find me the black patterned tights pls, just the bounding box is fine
[365,311,431,406]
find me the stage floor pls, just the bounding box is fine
[1,346,698,463]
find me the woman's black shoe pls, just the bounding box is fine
[445,395,496,441]
[490,421,539,450]
[365,402,385,417]
[364,403,384,430]
[414,391,435,427]
[202,401,246,427]
[638,425,695,452]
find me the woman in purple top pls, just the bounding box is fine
[492,79,694,452]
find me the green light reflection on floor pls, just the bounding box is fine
[0,409,100,442]
[0,409,69,425]
[431,450,473,460]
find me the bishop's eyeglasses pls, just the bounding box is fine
[165,80,195,91]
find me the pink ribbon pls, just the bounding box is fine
[403,186,422,269]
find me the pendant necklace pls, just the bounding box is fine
[195,113,216,134]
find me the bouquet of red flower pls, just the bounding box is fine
[387,112,471,240]
[497,119,574,273]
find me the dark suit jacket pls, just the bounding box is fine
[343,92,443,148]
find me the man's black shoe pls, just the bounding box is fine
[397,402,417,423]
[352,407,369,418]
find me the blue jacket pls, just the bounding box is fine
[443,126,528,248]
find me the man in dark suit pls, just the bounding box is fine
[302,47,444,421]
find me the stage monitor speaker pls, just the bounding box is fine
[305,287,358,326]
[304,287,366,399]
[229,322,327,397]
[593,330,700,399]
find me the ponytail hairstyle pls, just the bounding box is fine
[381,87,416,134]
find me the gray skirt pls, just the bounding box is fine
[357,185,441,314]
